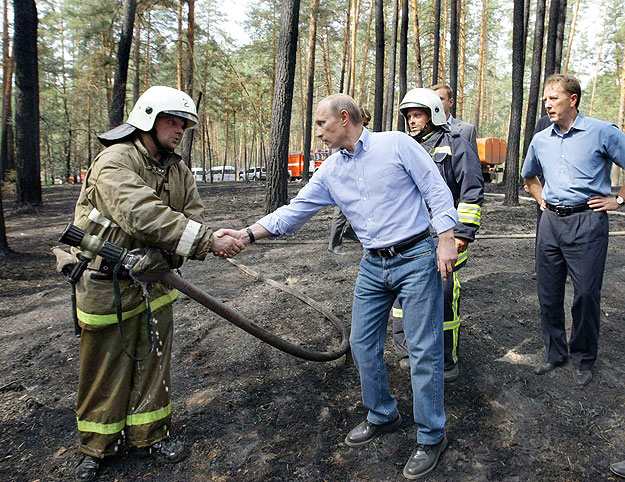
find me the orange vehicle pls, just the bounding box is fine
[287,149,330,179]
[476,137,506,183]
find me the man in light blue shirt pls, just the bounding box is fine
[522,73,625,387]
[233,94,458,479]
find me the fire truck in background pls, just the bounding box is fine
[287,149,330,179]
[477,137,506,183]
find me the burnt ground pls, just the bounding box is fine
[1,181,625,482]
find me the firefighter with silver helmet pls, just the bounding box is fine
[71,86,245,481]
[391,87,484,382]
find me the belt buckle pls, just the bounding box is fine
[554,205,571,216]
[376,247,395,258]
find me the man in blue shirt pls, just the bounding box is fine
[230,94,458,479]
[521,73,625,386]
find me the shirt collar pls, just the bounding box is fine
[339,127,369,158]
[551,111,585,136]
[446,114,454,126]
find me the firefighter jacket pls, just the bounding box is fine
[72,137,213,329]
[419,127,484,242]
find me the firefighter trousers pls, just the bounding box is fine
[392,251,466,370]
[76,303,173,458]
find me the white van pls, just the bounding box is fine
[191,167,207,182]
[208,165,236,182]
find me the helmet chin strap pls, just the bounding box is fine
[412,120,433,142]
[150,127,175,156]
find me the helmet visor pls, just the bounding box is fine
[161,110,199,129]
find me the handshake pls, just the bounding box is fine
[210,225,264,258]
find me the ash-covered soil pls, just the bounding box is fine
[1,181,625,481]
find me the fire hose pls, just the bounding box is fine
[58,224,350,362]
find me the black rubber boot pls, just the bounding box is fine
[132,438,187,463]
[75,454,100,482]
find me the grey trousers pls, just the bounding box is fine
[328,206,351,250]
[536,208,608,370]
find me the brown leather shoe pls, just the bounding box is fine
[75,454,100,482]
[344,415,402,447]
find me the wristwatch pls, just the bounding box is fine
[617,195,624,208]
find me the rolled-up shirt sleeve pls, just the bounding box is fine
[521,142,541,178]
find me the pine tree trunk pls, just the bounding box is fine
[177,2,184,90]
[383,0,399,131]
[457,0,466,117]
[397,0,408,132]
[554,0,567,72]
[109,0,136,128]
[302,0,320,183]
[0,0,14,181]
[181,0,195,169]
[321,29,332,95]
[357,1,375,104]
[411,0,423,88]
[563,0,580,73]
[522,0,546,158]
[373,0,385,132]
[132,12,141,104]
[504,0,526,206]
[439,0,448,84]
[348,0,361,97]
[339,0,351,93]
[265,0,300,213]
[433,0,441,85]
[589,38,604,117]
[474,0,487,132]
[449,0,458,116]
[13,0,41,208]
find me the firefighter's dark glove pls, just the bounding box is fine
[129,247,171,283]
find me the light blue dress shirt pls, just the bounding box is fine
[521,112,625,205]
[257,128,458,249]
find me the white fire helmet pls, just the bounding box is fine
[398,88,447,127]
[97,86,198,146]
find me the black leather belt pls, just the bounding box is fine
[546,202,590,217]
[369,230,429,258]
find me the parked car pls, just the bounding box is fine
[244,167,267,181]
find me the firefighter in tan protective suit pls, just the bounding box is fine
[71,86,244,481]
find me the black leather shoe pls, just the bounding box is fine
[403,435,448,479]
[444,364,459,382]
[75,454,100,482]
[610,460,625,478]
[534,359,566,375]
[574,369,592,386]
[344,415,402,447]
[132,438,187,463]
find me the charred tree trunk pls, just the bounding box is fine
[383,0,399,131]
[181,0,195,169]
[457,0,466,117]
[433,0,441,84]
[265,0,300,213]
[109,0,136,128]
[339,0,351,93]
[554,0,567,72]
[504,0,526,206]
[522,0,546,158]
[0,0,14,181]
[542,0,560,116]
[13,0,41,207]
[373,0,384,132]
[449,0,458,116]
[397,0,408,132]
[302,0,320,183]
